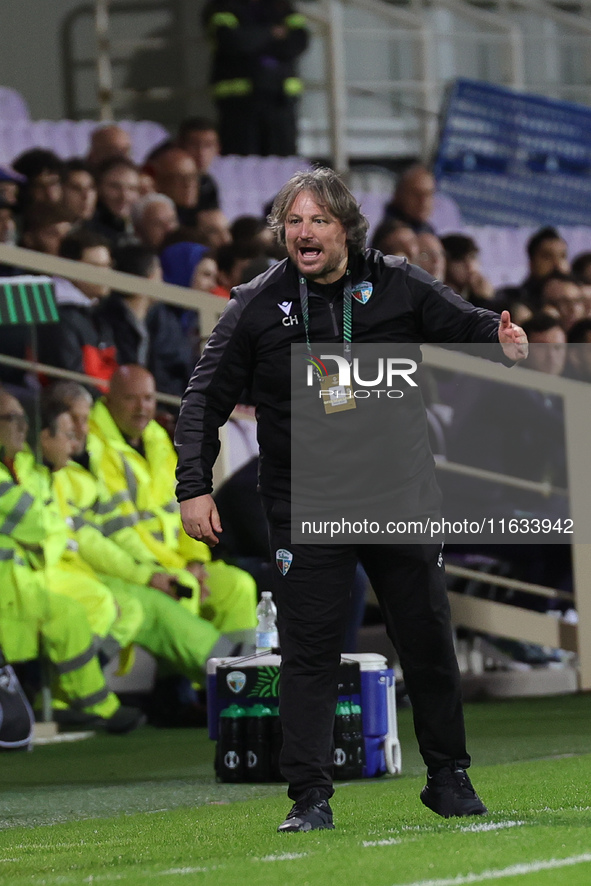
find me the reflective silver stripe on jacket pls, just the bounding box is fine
[99,635,121,661]
[0,491,35,534]
[121,457,138,505]
[54,643,97,675]
[102,514,139,535]
[69,686,111,710]
[0,547,25,566]
[94,490,131,515]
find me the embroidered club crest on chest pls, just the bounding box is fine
[351,282,373,304]
[276,548,293,575]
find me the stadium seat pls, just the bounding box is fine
[430,192,464,233]
[211,155,312,219]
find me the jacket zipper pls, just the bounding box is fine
[328,299,340,337]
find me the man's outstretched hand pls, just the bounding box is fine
[498,310,528,362]
[180,494,222,547]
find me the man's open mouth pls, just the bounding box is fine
[299,247,322,259]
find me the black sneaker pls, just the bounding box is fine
[420,766,488,818]
[277,789,335,833]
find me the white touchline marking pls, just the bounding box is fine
[391,853,591,886]
[33,730,95,745]
[15,842,103,851]
[363,838,401,847]
[259,853,308,861]
[459,821,525,833]
[82,875,124,883]
[156,868,210,875]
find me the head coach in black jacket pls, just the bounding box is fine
[174,168,527,833]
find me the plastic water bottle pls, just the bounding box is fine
[256,591,279,653]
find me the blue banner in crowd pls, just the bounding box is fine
[434,79,591,226]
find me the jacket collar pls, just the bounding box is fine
[89,399,130,451]
[89,399,160,453]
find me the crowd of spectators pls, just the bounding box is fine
[372,165,591,381]
[0,119,284,398]
[367,165,585,658]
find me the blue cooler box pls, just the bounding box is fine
[207,651,401,777]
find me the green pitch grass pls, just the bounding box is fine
[2,694,591,886]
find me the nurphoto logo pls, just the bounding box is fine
[305,353,418,399]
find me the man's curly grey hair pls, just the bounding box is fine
[267,167,369,253]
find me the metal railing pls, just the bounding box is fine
[0,243,226,339]
[422,344,591,686]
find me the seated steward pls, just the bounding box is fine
[0,388,141,733]
[86,365,257,634]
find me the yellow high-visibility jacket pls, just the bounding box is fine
[87,401,257,634]
[0,449,68,572]
[53,460,154,587]
[0,453,120,717]
[87,400,211,571]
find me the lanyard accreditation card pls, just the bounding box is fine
[299,272,359,415]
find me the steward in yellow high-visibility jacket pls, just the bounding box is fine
[86,367,257,635]
[17,445,142,668]
[52,456,243,677]
[0,393,128,728]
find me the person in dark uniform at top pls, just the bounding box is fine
[202,0,309,156]
[174,168,527,834]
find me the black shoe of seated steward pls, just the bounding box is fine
[52,704,145,734]
[277,789,335,833]
[103,705,147,734]
[420,766,488,818]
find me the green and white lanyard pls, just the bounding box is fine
[298,271,357,413]
[298,270,353,375]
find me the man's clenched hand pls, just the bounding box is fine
[180,494,222,547]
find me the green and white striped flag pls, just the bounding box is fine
[0,276,58,325]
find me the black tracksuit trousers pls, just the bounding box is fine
[265,497,470,801]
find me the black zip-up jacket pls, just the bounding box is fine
[175,250,503,504]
